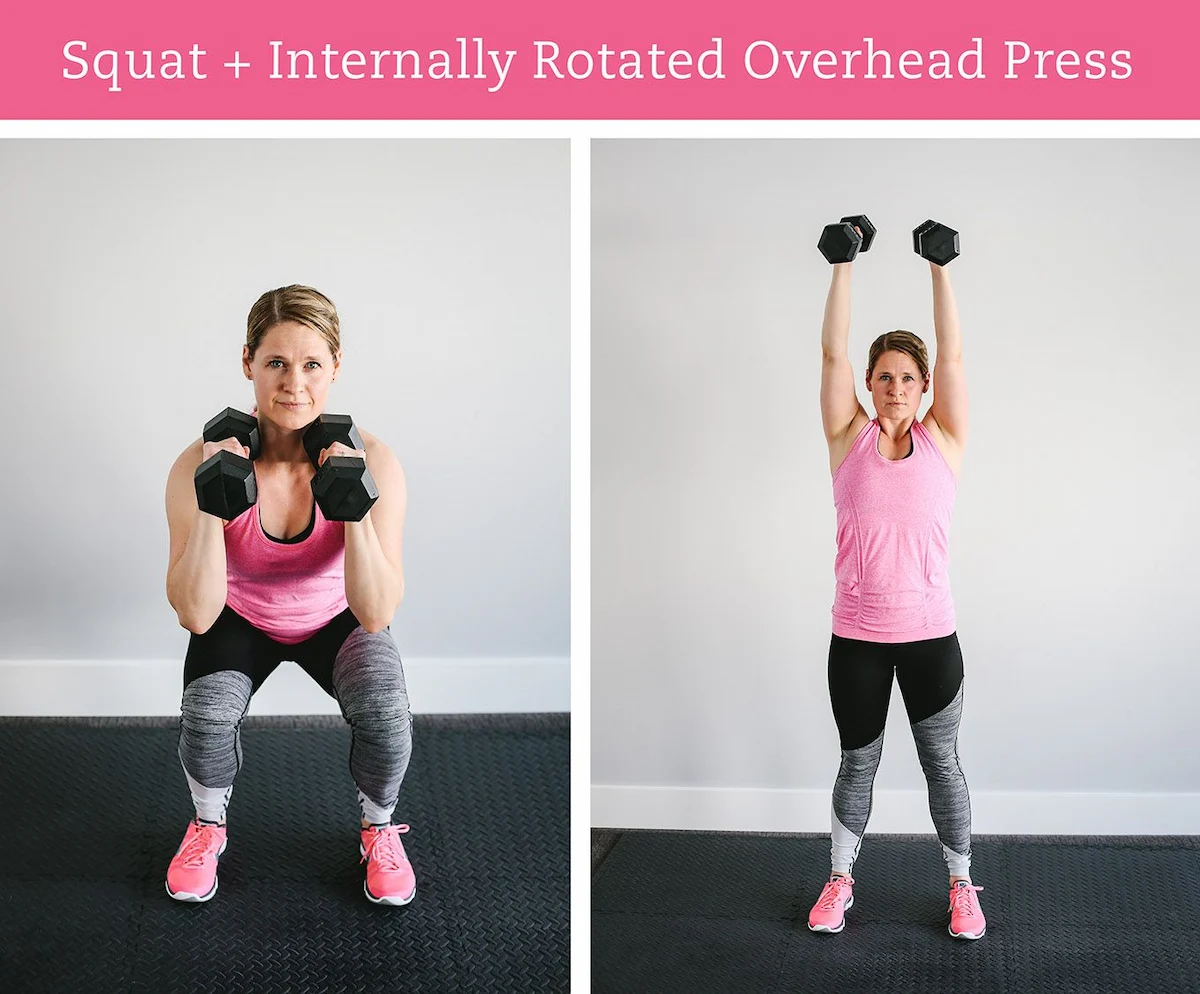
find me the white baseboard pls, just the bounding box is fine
[592,784,1200,835]
[0,657,569,716]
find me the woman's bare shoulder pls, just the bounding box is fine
[358,429,404,474]
[168,438,206,479]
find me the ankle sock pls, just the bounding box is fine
[357,788,396,826]
[184,769,234,823]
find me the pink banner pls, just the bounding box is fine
[0,0,1192,119]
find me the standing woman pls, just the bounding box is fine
[806,237,986,939]
[163,285,416,906]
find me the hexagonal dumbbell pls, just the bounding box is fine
[194,408,261,520]
[302,414,380,522]
[818,214,876,264]
[913,220,960,266]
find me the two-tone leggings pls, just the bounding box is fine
[177,605,413,826]
[828,632,972,877]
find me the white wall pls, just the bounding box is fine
[591,138,1200,832]
[0,138,569,714]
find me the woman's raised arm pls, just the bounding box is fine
[925,264,969,450]
[820,263,867,446]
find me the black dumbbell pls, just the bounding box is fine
[818,214,877,264]
[194,408,261,520]
[913,220,960,266]
[302,414,379,522]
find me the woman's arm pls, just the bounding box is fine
[165,441,230,633]
[820,263,867,447]
[341,435,406,633]
[925,264,969,449]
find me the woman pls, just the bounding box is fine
[162,285,414,906]
[806,247,985,940]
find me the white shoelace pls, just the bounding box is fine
[361,823,412,870]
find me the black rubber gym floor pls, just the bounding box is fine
[0,715,569,994]
[592,828,1200,994]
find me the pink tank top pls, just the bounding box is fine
[224,501,348,645]
[831,418,957,643]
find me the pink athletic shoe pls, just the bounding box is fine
[359,823,417,906]
[948,881,986,939]
[165,819,228,903]
[808,875,855,933]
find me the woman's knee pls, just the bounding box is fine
[350,694,412,735]
[180,671,253,728]
[333,628,410,723]
[837,733,884,781]
[916,747,962,781]
[838,756,880,784]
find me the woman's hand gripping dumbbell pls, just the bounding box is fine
[193,408,260,520]
[302,414,380,522]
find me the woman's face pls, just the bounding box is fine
[867,349,927,419]
[242,321,341,429]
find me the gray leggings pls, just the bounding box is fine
[178,606,412,823]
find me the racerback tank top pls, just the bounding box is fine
[830,418,957,643]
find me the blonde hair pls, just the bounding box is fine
[245,285,340,359]
[867,330,929,381]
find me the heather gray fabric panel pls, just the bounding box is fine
[910,683,972,861]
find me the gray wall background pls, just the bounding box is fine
[592,139,1200,806]
[0,139,569,662]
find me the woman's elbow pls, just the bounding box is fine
[359,599,401,634]
[169,593,220,635]
[176,609,218,635]
[356,609,395,634]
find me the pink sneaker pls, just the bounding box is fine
[808,875,855,933]
[948,880,986,939]
[165,819,228,903]
[359,823,417,906]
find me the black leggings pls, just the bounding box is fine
[827,632,972,876]
[182,605,363,698]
